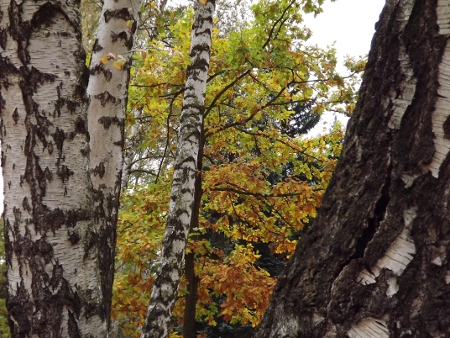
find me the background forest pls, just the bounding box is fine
[0,0,369,336]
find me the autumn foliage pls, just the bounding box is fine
[111,0,363,336]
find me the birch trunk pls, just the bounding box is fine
[87,0,142,325]
[0,0,139,335]
[255,0,450,336]
[141,1,215,337]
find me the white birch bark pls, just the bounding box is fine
[0,0,106,336]
[0,0,140,335]
[141,1,216,337]
[86,0,143,324]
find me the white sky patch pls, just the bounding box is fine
[305,0,386,135]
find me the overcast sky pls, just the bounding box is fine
[0,1,387,212]
[305,0,385,59]
[304,0,386,134]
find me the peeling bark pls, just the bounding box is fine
[0,0,139,335]
[141,1,215,337]
[255,0,450,337]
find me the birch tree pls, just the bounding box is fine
[256,0,450,336]
[0,0,141,335]
[141,1,216,337]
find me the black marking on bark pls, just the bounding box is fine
[30,2,60,30]
[44,166,52,181]
[92,39,103,53]
[68,310,81,338]
[47,141,53,155]
[443,115,450,139]
[80,147,88,156]
[190,43,211,58]
[75,63,89,100]
[52,127,66,157]
[22,197,31,213]
[111,31,128,43]
[75,117,87,134]
[12,108,19,124]
[93,162,106,178]
[103,8,133,23]
[98,115,120,129]
[57,165,74,182]
[90,64,113,81]
[186,59,210,78]
[94,91,121,107]
[68,230,81,245]
[8,1,32,64]
[0,28,7,50]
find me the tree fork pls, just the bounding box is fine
[256,0,450,337]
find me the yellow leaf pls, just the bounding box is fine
[100,54,108,65]
[150,1,155,8]
[113,59,126,70]
[199,0,207,4]
[126,20,135,29]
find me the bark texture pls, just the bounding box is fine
[87,0,142,325]
[0,0,139,335]
[255,0,450,337]
[141,1,215,337]
[0,0,106,336]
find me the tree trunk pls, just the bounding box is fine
[183,252,200,338]
[0,0,139,335]
[183,159,203,338]
[141,1,215,337]
[255,0,450,337]
[87,0,141,326]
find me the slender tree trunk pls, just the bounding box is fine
[183,252,200,338]
[255,0,450,337]
[0,0,139,335]
[87,0,142,326]
[141,1,215,337]
[183,155,204,338]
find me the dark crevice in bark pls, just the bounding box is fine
[358,160,392,261]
